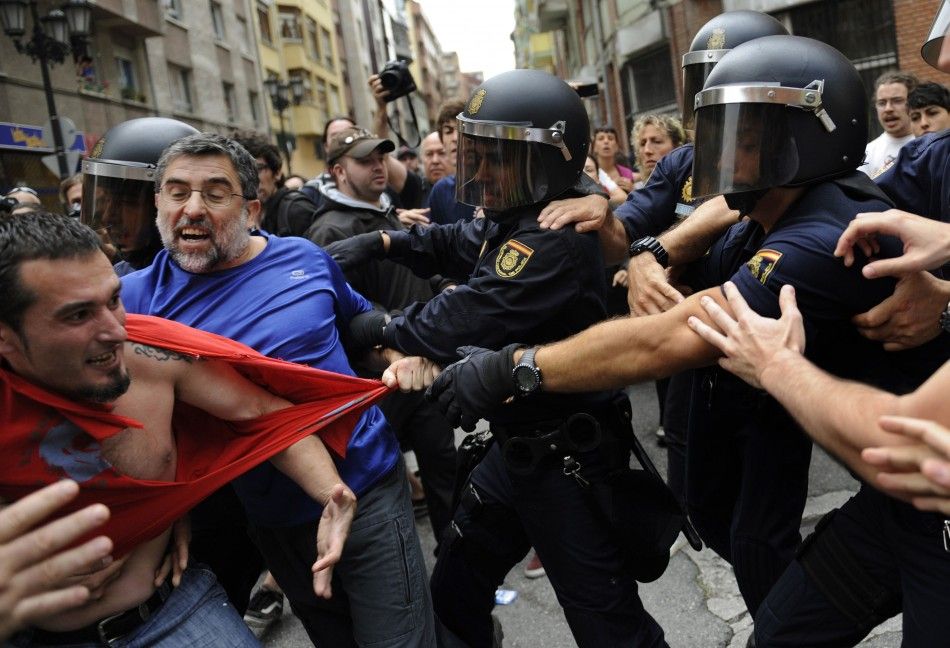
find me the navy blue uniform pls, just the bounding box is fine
[875,129,950,221]
[688,176,950,646]
[615,144,699,240]
[424,175,477,225]
[383,208,667,647]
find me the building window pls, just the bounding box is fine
[306,17,319,60]
[278,6,302,41]
[236,16,250,55]
[249,90,261,126]
[223,82,237,122]
[320,27,333,70]
[778,0,897,137]
[116,56,138,100]
[169,64,193,113]
[257,2,273,46]
[620,45,677,130]
[164,0,183,20]
[210,2,226,40]
[328,83,341,116]
[289,69,313,103]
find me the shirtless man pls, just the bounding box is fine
[0,211,358,646]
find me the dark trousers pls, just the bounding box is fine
[686,369,812,616]
[755,486,950,646]
[189,485,264,615]
[661,372,691,508]
[430,440,668,648]
[379,390,457,546]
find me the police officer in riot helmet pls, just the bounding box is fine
[82,118,199,275]
[329,69,680,647]
[680,10,787,131]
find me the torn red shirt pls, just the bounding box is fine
[0,314,389,557]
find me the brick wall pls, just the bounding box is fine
[895,0,950,83]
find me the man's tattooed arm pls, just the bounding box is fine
[131,343,195,363]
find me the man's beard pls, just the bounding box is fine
[157,208,250,274]
[72,368,132,403]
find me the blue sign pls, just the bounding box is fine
[0,121,85,153]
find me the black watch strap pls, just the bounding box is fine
[629,236,669,268]
[511,346,543,395]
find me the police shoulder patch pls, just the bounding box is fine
[681,175,693,203]
[746,248,782,285]
[495,239,534,278]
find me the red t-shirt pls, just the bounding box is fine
[0,314,389,557]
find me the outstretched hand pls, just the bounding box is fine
[851,271,947,351]
[537,195,609,233]
[425,345,520,431]
[0,481,113,641]
[862,415,950,515]
[626,252,684,316]
[687,282,805,388]
[834,209,950,278]
[382,354,441,392]
[323,232,385,272]
[312,484,357,599]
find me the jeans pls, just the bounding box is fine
[250,458,436,647]
[9,566,260,647]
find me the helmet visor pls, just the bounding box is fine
[81,169,157,261]
[456,134,550,210]
[681,54,723,130]
[692,103,799,199]
[922,0,950,69]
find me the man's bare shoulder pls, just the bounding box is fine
[124,341,197,384]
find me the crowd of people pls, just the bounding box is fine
[1,3,949,647]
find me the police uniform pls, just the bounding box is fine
[615,144,699,240]
[381,205,668,647]
[874,129,950,221]
[687,176,950,645]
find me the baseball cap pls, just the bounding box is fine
[327,127,395,164]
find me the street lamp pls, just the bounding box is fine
[264,74,304,175]
[0,0,93,179]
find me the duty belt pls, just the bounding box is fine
[491,409,616,476]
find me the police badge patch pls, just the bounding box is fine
[746,249,782,285]
[495,239,534,278]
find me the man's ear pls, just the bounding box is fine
[0,322,24,361]
[331,163,346,185]
[246,198,263,225]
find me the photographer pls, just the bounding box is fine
[369,69,426,210]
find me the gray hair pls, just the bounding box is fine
[155,132,259,200]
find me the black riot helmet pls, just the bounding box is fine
[692,36,867,214]
[455,69,589,213]
[922,0,950,71]
[81,117,198,269]
[681,10,788,131]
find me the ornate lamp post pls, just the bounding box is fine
[263,75,304,175]
[0,0,92,179]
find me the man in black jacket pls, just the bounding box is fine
[305,126,457,545]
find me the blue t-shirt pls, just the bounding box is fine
[875,129,950,222]
[615,144,699,240]
[121,234,399,527]
[425,175,476,225]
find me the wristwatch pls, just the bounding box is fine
[628,236,669,268]
[940,301,950,334]
[511,347,543,395]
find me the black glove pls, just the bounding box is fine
[425,344,520,432]
[324,232,386,271]
[346,309,388,350]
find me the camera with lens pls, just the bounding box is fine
[377,58,417,102]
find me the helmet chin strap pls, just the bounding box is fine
[725,189,768,218]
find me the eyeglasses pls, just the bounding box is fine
[159,182,247,208]
[875,97,907,108]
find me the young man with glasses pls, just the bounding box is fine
[858,71,919,177]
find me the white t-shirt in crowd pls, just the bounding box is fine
[858,132,914,177]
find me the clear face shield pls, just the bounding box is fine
[922,0,950,68]
[81,159,159,264]
[455,115,573,212]
[681,50,727,131]
[692,82,837,200]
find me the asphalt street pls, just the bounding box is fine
[264,382,902,647]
